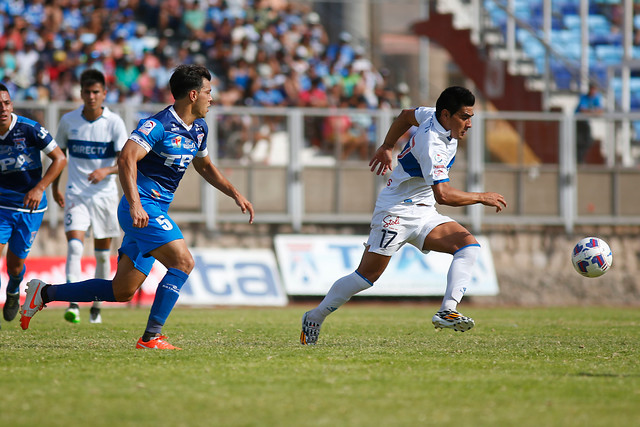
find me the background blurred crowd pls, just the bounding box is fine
[1,0,415,161]
[0,0,411,110]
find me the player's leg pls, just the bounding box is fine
[63,196,91,323]
[135,238,193,348]
[20,252,147,330]
[301,207,405,344]
[0,242,5,328]
[64,230,86,323]
[3,249,25,322]
[0,214,13,328]
[90,193,120,323]
[422,221,479,332]
[3,211,42,325]
[90,237,112,324]
[301,249,390,345]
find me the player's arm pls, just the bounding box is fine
[432,181,507,212]
[118,140,148,228]
[192,155,254,224]
[51,147,67,208]
[24,146,67,211]
[370,108,418,175]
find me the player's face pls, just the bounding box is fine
[0,90,14,130]
[80,83,106,111]
[194,78,213,119]
[443,106,474,140]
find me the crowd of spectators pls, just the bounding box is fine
[0,0,412,161]
[0,0,408,109]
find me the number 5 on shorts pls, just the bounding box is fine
[155,215,174,231]
[380,229,397,248]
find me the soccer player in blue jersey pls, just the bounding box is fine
[0,83,67,328]
[53,69,128,325]
[21,65,254,349]
[300,87,507,345]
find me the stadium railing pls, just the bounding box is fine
[13,101,640,234]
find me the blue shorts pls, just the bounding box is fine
[0,208,44,259]
[117,196,183,276]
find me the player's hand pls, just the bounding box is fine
[235,195,254,224]
[88,168,109,184]
[129,203,149,228]
[23,187,44,212]
[481,192,507,212]
[52,188,65,208]
[369,145,394,175]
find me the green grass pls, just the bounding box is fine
[1,305,638,427]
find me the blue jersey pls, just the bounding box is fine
[128,106,208,204]
[0,114,58,212]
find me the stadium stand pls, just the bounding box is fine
[0,1,404,110]
[484,0,640,108]
[0,0,412,162]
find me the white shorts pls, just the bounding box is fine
[366,203,454,256]
[63,193,121,239]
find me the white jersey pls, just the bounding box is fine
[375,107,458,211]
[56,106,127,198]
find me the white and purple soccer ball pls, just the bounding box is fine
[571,237,613,278]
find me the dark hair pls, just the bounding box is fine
[435,86,475,118]
[169,64,212,100]
[0,83,8,93]
[80,69,106,89]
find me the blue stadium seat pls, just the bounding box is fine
[595,45,623,65]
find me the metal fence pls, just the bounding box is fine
[13,101,640,233]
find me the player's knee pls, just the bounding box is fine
[170,253,194,274]
[114,287,137,302]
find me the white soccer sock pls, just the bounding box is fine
[308,271,372,323]
[93,249,111,309]
[95,249,111,279]
[66,239,84,283]
[441,244,480,311]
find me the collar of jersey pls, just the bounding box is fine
[432,116,452,140]
[0,113,17,139]
[169,106,193,131]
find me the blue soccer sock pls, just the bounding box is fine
[7,265,26,294]
[47,279,116,303]
[145,268,189,335]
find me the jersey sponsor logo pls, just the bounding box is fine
[151,189,161,199]
[183,139,196,150]
[434,153,446,164]
[0,152,36,171]
[382,215,400,230]
[171,136,182,148]
[139,120,156,136]
[68,140,116,159]
[197,133,204,144]
[160,152,194,168]
[433,165,447,179]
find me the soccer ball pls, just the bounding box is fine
[571,237,613,278]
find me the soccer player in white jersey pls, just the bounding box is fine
[22,64,254,350]
[0,83,66,328]
[52,69,128,324]
[300,86,507,345]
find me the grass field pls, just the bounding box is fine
[0,304,638,427]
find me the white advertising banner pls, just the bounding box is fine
[169,248,288,306]
[274,235,499,296]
